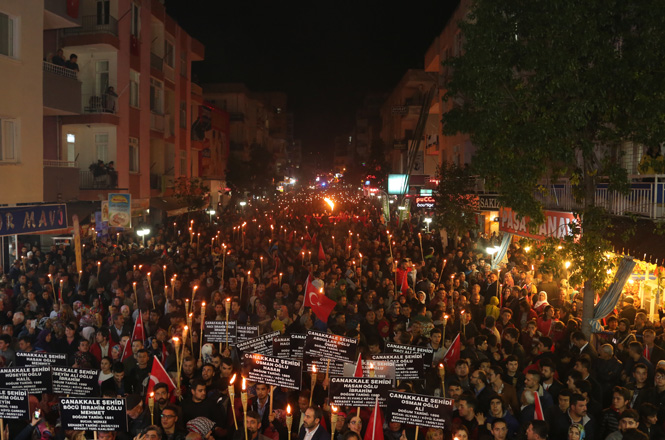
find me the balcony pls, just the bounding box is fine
[164,64,175,83]
[150,52,163,72]
[43,61,81,115]
[43,160,80,202]
[79,170,117,190]
[82,93,117,114]
[150,113,165,132]
[229,112,245,122]
[62,15,119,50]
[63,15,118,36]
[472,175,665,220]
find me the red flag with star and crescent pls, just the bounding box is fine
[121,312,145,361]
[304,276,336,324]
[145,356,176,404]
[67,0,79,18]
[442,333,461,370]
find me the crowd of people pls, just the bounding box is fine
[0,189,662,440]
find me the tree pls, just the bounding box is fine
[433,161,478,248]
[442,0,665,335]
[173,177,210,212]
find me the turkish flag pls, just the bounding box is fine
[354,354,363,377]
[442,333,461,370]
[533,391,545,421]
[363,397,384,440]
[304,276,336,323]
[121,312,145,361]
[318,242,326,262]
[67,0,79,18]
[145,357,176,404]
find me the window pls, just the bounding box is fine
[130,3,140,38]
[0,12,16,58]
[129,137,139,172]
[95,133,108,162]
[164,40,175,68]
[96,0,110,25]
[129,70,139,108]
[0,119,17,162]
[66,133,76,162]
[96,60,109,96]
[150,78,164,115]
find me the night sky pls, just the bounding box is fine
[165,1,459,159]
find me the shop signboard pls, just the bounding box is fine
[0,204,67,237]
[108,194,131,228]
[499,207,576,240]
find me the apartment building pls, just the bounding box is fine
[0,0,205,267]
[423,0,473,167]
[379,69,438,192]
[48,0,204,220]
[203,84,296,180]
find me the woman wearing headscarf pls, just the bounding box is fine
[533,291,550,315]
[34,328,53,352]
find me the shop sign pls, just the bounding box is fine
[0,204,67,237]
[478,195,500,211]
[499,207,576,240]
[415,196,435,209]
[108,193,131,228]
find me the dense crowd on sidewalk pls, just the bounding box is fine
[0,190,662,440]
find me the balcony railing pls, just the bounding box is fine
[230,112,245,122]
[43,61,78,80]
[472,175,665,220]
[83,93,117,114]
[150,113,165,132]
[63,15,118,37]
[164,64,175,82]
[150,53,163,72]
[80,170,117,189]
[44,160,78,168]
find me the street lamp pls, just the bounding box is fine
[424,217,432,232]
[137,227,151,246]
[486,246,500,255]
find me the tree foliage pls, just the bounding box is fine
[442,0,665,335]
[173,177,210,211]
[433,161,478,241]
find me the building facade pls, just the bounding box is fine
[0,0,205,268]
